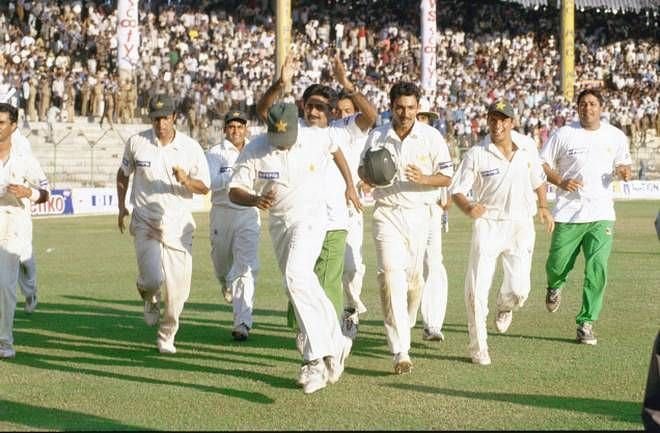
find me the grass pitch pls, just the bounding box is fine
[1,201,658,430]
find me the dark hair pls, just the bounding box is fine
[577,88,603,106]
[0,103,18,124]
[302,84,337,106]
[389,82,420,105]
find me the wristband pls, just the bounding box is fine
[29,188,40,202]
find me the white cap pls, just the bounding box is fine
[418,97,438,121]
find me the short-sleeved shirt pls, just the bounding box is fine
[324,115,368,230]
[206,139,251,211]
[450,132,545,221]
[0,143,49,218]
[229,123,336,221]
[540,121,631,223]
[361,121,453,209]
[120,129,210,228]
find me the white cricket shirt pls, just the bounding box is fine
[450,133,545,221]
[362,121,453,208]
[540,121,631,223]
[229,123,336,221]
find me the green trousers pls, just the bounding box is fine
[545,221,614,325]
[287,229,347,329]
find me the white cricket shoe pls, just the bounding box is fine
[297,362,311,387]
[471,351,491,366]
[422,327,445,342]
[0,343,16,359]
[232,323,250,341]
[302,360,327,395]
[393,352,413,375]
[325,336,353,384]
[494,311,513,333]
[157,339,176,355]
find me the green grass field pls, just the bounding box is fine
[1,201,658,430]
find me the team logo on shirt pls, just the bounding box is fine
[219,167,232,173]
[480,168,500,177]
[258,171,280,179]
[567,147,587,156]
[136,160,151,167]
[438,161,453,169]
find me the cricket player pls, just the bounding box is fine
[358,82,453,375]
[255,54,376,342]
[450,99,554,366]
[0,103,50,359]
[207,110,260,341]
[416,98,452,342]
[540,88,632,345]
[11,128,39,313]
[116,93,210,355]
[229,102,359,395]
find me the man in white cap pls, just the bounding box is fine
[206,110,259,341]
[116,93,210,355]
[0,103,50,359]
[450,99,554,366]
[229,102,360,395]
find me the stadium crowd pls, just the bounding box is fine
[0,0,658,151]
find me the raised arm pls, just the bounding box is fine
[256,53,295,122]
[331,53,377,132]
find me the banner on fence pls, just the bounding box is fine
[30,181,659,218]
[31,189,74,216]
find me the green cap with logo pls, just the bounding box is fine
[488,99,515,118]
[267,102,298,149]
[149,93,176,119]
[224,110,248,124]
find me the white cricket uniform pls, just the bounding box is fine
[11,129,38,299]
[362,121,453,356]
[539,121,631,223]
[229,125,346,362]
[449,133,544,359]
[420,147,454,333]
[326,115,368,314]
[0,143,49,349]
[207,139,260,329]
[120,129,210,348]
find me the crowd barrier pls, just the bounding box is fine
[31,181,660,218]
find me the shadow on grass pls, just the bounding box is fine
[11,300,305,403]
[386,383,641,424]
[0,399,143,430]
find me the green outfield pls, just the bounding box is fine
[1,201,658,430]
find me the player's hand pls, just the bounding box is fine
[467,202,486,219]
[405,164,425,184]
[280,52,295,88]
[331,53,351,89]
[345,185,363,213]
[538,207,555,233]
[615,165,631,182]
[255,189,276,210]
[118,207,129,233]
[172,166,189,186]
[7,184,31,198]
[559,178,583,192]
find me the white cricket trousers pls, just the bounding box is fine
[269,212,344,362]
[421,204,448,331]
[19,256,37,298]
[0,210,30,348]
[132,221,193,347]
[342,208,366,314]
[372,204,431,355]
[465,218,535,357]
[210,206,260,328]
